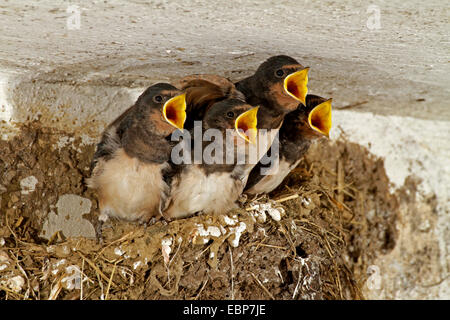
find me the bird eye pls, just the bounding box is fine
[153,95,163,103]
[275,69,285,78]
[226,111,235,118]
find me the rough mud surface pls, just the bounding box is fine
[0,123,399,300]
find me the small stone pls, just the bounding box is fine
[20,175,38,195]
[10,194,19,203]
[3,170,16,184]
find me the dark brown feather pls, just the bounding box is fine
[183,79,238,130]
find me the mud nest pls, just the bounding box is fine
[0,122,399,300]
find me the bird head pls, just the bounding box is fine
[135,83,186,136]
[253,55,309,112]
[203,99,259,145]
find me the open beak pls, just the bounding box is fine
[308,98,332,137]
[284,67,309,105]
[235,106,259,144]
[162,93,186,130]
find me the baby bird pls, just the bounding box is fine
[235,55,309,131]
[234,55,310,172]
[87,83,187,225]
[244,94,332,195]
[162,82,259,220]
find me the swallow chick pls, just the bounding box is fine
[235,55,309,131]
[162,90,259,220]
[244,94,332,195]
[87,83,187,227]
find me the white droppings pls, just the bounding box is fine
[196,224,222,238]
[133,261,142,270]
[51,259,68,275]
[162,237,173,264]
[53,259,67,269]
[114,247,124,256]
[228,222,247,248]
[20,175,38,195]
[209,252,215,259]
[267,207,283,222]
[0,238,5,246]
[249,202,284,222]
[99,213,109,222]
[223,215,238,226]
[208,226,222,237]
[61,265,83,290]
[301,197,311,206]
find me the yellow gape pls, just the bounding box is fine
[162,93,187,129]
[308,99,332,137]
[235,106,259,144]
[284,67,309,105]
